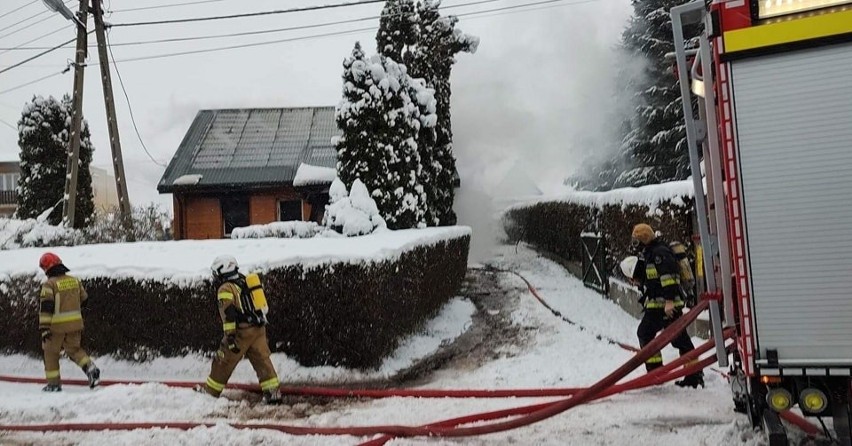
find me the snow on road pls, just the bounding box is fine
[0,245,775,445]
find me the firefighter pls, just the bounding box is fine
[38,252,101,392]
[625,223,704,388]
[197,255,282,404]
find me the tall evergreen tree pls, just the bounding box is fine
[16,95,94,228]
[409,0,478,225]
[575,0,697,191]
[335,42,435,229]
[611,0,697,189]
[376,0,418,64]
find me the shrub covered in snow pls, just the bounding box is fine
[323,178,388,237]
[503,181,694,273]
[0,229,471,369]
[0,204,172,250]
[231,221,321,239]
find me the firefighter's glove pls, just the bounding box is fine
[664,300,675,318]
[226,334,239,353]
[40,329,51,343]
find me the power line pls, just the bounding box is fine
[105,30,166,167]
[0,0,503,50]
[0,33,83,76]
[0,24,71,56]
[0,70,64,95]
[109,0,229,13]
[0,4,70,42]
[0,117,17,131]
[109,0,597,64]
[0,0,40,22]
[0,0,599,94]
[110,0,387,27]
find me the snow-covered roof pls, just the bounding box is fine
[157,107,340,193]
[293,163,336,187]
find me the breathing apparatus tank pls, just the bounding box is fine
[245,273,268,315]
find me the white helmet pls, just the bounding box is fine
[620,256,639,279]
[211,255,238,277]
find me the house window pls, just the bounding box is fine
[0,173,19,191]
[278,200,302,221]
[221,196,249,237]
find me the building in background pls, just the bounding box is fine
[0,161,20,218]
[0,160,119,218]
[90,165,120,213]
[157,107,338,240]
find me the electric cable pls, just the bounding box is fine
[105,29,167,167]
[0,0,40,22]
[110,0,387,28]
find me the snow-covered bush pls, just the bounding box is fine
[503,181,694,272]
[323,178,387,237]
[0,204,172,250]
[0,217,78,250]
[231,221,321,239]
[0,228,472,369]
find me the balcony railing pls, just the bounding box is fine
[0,190,17,206]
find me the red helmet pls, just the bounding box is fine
[39,252,62,271]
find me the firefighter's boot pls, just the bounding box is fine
[42,383,62,392]
[675,372,705,389]
[262,389,282,405]
[85,363,101,388]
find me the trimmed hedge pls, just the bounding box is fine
[503,197,694,276]
[0,235,470,370]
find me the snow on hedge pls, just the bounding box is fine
[230,221,321,239]
[0,226,471,285]
[508,180,694,212]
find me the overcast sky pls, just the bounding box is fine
[0,0,632,210]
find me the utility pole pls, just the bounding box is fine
[60,0,88,228]
[92,0,132,227]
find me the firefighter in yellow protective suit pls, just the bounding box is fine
[197,255,282,404]
[38,252,101,392]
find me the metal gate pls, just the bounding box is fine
[581,230,608,295]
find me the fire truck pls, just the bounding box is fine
[670,1,852,444]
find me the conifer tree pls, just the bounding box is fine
[16,95,94,227]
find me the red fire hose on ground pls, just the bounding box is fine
[0,270,822,442]
[0,300,719,438]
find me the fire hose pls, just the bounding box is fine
[1,299,723,439]
[475,265,640,352]
[0,273,821,441]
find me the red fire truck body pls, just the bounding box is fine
[671,1,852,443]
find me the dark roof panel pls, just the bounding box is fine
[158,106,339,193]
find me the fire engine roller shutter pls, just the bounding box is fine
[732,42,852,365]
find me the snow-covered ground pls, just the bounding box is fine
[0,245,781,445]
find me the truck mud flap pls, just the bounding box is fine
[762,409,788,446]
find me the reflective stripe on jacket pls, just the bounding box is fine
[39,274,87,333]
[640,239,681,306]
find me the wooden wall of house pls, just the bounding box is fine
[184,197,221,240]
[173,187,325,240]
[250,195,277,224]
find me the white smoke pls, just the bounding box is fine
[451,1,638,261]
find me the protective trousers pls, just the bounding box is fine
[204,326,279,396]
[43,330,92,385]
[637,309,695,372]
